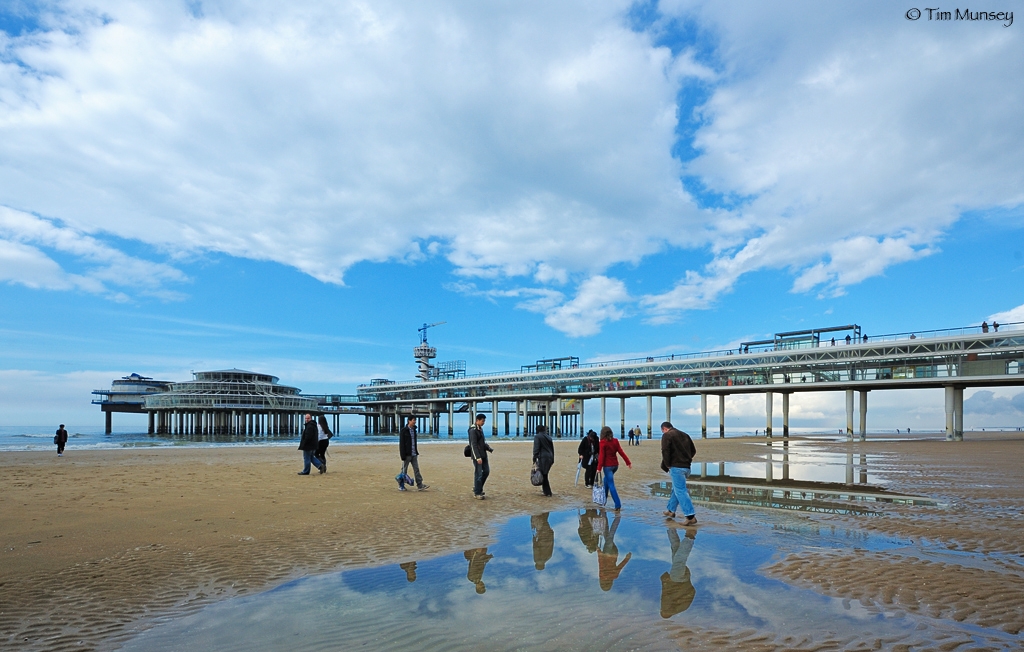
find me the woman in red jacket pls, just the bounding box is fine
[596,426,631,510]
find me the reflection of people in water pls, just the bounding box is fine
[660,528,696,618]
[464,547,494,594]
[577,508,603,553]
[531,513,554,570]
[597,512,631,591]
[399,561,417,582]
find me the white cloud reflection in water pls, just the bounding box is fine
[114,504,1000,651]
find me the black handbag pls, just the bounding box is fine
[530,463,543,486]
[464,444,472,457]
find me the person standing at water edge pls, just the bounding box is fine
[297,414,324,475]
[315,414,333,473]
[469,414,493,499]
[661,421,697,526]
[399,416,429,491]
[596,426,631,511]
[54,424,68,456]
[533,424,554,497]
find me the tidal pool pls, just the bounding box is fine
[115,496,1009,652]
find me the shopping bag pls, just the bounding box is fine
[592,482,607,506]
[530,463,543,486]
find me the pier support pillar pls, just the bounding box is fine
[945,386,955,440]
[859,390,868,440]
[148,411,154,435]
[719,395,726,438]
[504,410,509,436]
[448,402,454,437]
[516,400,522,437]
[701,394,707,438]
[646,395,653,438]
[556,399,563,437]
[782,393,790,438]
[105,410,113,435]
[543,401,550,431]
[492,400,498,437]
[665,396,672,425]
[600,397,606,429]
[620,398,626,437]
[765,392,773,438]
[954,386,964,441]
[845,389,855,441]
[580,399,585,436]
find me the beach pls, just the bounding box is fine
[2,434,1023,651]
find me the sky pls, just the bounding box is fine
[1,0,1023,431]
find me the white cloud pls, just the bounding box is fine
[2,1,1022,333]
[0,207,187,299]
[542,275,629,337]
[989,304,1024,327]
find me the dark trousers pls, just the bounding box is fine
[57,442,65,454]
[473,458,490,496]
[316,439,329,466]
[540,472,551,496]
[584,462,598,487]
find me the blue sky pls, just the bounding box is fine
[1,1,1023,430]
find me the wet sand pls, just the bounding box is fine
[2,433,1022,650]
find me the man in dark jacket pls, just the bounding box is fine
[533,424,555,496]
[298,414,324,475]
[398,416,429,491]
[468,414,493,499]
[55,424,68,456]
[660,421,697,525]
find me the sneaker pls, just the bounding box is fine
[418,485,429,491]
[319,465,326,474]
[297,472,310,475]
[474,494,485,500]
[398,485,406,491]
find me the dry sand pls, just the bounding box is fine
[1,433,1022,651]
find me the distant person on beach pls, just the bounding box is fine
[55,424,68,456]
[469,414,493,499]
[660,527,696,618]
[531,512,554,570]
[297,414,324,475]
[661,421,697,526]
[578,429,600,488]
[636,425,642,445]
[597,511,631,591]
[532,424,554,497]
[464,547,493,593]
[315,414,333,473]
[596,426,631,511]
[399,416,429,491]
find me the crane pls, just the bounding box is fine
[418,321,446,344]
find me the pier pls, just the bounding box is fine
[356,323,1024,441]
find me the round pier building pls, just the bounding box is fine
[143,369,318,435]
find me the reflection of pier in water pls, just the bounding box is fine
[651,445,938,515]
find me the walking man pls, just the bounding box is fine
[55,424,68,456]
[661,421,697,526]
[469,414,493,499]
[399,416,429,491]
[297,414,324,475]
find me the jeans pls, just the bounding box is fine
[403,455,423,487]
[473,458,490,496]
[301,449,323,474]
[666,467,695,517]
[603,466,620,509]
